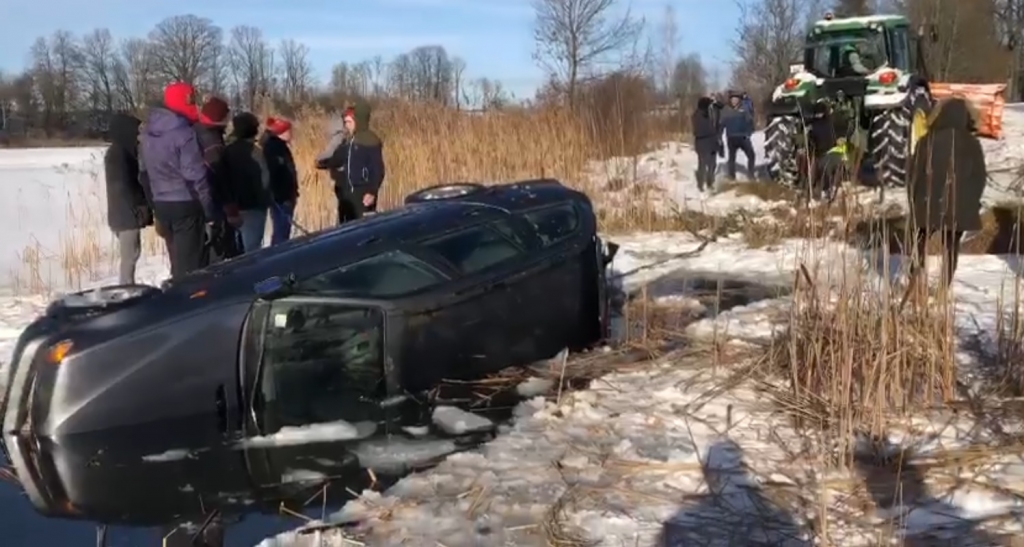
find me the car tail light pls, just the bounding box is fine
[784,78,800,90]
[878,71,897,85]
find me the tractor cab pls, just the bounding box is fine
[803,14,916,81]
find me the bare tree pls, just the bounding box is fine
[731,0,816,103]
[408,45,455,103]
[656,3,679,98]
[148,14,223,89]
[671,53,708,106]
[369,55,386,96]
[112,38,157,112]
[81,28,117,112]
[31,31,82,134]
[451,56,467,108]
[226,25,274,109]
[531,0,644,108]
[278,39,314,105]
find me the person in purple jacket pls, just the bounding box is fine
[139,82,216,278]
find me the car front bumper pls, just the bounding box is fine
[1,331,59,515]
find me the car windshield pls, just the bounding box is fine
[805,28,889,77]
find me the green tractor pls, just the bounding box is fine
[764,13,937,188]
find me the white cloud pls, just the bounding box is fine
[287,34,465,52]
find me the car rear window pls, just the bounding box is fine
[523,203,579,246]
[423,224,523,274]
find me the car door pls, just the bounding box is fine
[511,201,588,355]
[408,217,531,379]
[245,296,391,438]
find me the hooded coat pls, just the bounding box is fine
[224,112,272,210]
[139,106,215,221]
[691,97,721,155]
[907,97,987,232]
[104,113,153,231]
[315,101,386,197]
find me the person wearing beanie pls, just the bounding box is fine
[260,116,299,245]
[138,81,216,278]
[195,95,242,263]
[314,100,385,224]
[224,111,272,253]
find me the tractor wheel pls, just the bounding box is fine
[764,114,801,185]
[868,86,932,188]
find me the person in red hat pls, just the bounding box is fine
[138,81,215,278]
[195,95,242,263]
[261,116,299,245]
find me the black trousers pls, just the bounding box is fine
[910,228,965,286]
[695,146,717,190]
[335,188,377,225]
[154,201,207,278]
[205,221,241,265]
[726,136,756,179]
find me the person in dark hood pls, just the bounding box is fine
[195,95,242,263]
[691,96,722,192]
[261,117,299,245]
[139,81,215,278]
[315,100,385,224]
[906,96,987,291]
[104,112,152,284]
[803,100,850,201]
[224,111,272,253]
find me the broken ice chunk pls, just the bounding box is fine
[431,406,494,435]
[516,376,554,397]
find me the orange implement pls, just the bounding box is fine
[928,82,1007,139]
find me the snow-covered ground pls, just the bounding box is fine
[3,104,1024,546]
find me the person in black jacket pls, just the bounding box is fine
[261,117,299,245]
[803,101,849,201]
[224,112,272,253]
[906,97,987,291]
[195,95,242,263]
[104,112,152,284]
[691,96,722,192]
[315,101,385,224]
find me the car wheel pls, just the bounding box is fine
[404,183,485,204]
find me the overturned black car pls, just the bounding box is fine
[1,179,617,520]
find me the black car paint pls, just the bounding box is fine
[1,179,614,521]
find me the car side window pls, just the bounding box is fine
[260,301,384,430]
[523,203,579,247]
[423,224,523,274]
[299,250,448,297]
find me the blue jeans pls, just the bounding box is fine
[270,201,295,246]
[238,208,267,252]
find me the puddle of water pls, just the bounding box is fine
[610,270,791,344]
[0,378,529,546]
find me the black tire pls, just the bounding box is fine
[764,114,801,185]
[869,86,932,188]
[404,183,485,204]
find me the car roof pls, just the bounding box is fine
[165,179,588,292]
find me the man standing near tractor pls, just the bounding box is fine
[719,91,757,181]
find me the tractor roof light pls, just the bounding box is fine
[878,70,897,85]
[784,78,800,90]
[824,12,834,20]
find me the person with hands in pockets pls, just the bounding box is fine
[315,100,385,224]
[261,117,299,245]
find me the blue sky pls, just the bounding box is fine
[0,0,739,98]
